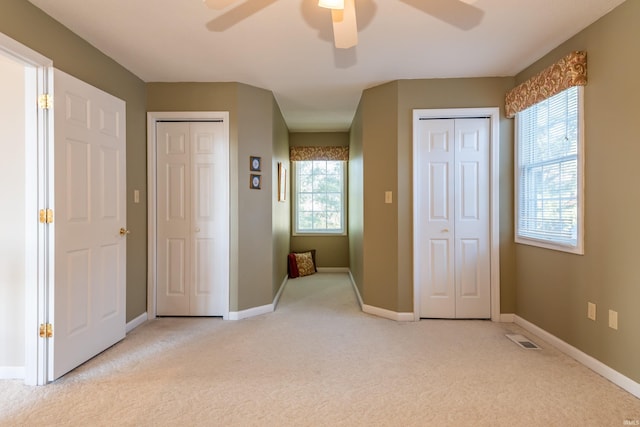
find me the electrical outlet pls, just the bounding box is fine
[608,310,618,330]
[587,302,596,321]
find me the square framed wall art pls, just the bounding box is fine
[250,174,261,190]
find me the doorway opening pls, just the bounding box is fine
[0,32,52,385]
[0,48,28,380]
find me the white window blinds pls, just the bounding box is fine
[516,86,583,252]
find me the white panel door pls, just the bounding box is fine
[415,119,456,318]
[52,69,126,380]
[156,121,228,316]
[416,118,490,319]
[453,119,490,318]
[189,122,228,315]
[156,122,191,315]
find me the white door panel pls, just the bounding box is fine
[454,119,490,318]
[416,118,490,319]
[156,122,190,315]
[417,120,455,318]
[52,69,126,380]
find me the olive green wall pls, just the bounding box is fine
[359,81,401,310]
[272,99,290,295]
[145,82,240,311]
[147,82,287,311]
[348,107,364,297]
[397,78,516,313]
[351,78,515,313]
[236,84,276,310]
[0,0,147,322]
[513,0,640,383]
[289,132,350,268]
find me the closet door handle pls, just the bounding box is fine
[441,228,449,233]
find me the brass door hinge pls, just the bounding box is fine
[39,323,53,338]
[38,94,52,110]
[39,209,53,224]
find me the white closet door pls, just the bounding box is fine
[156,122,191,315]
[189,122,228,315]
[416,118,490,319]
[52,69,126,380]
[156,121,228,316]
[416,119,456,318]
[453,118,490,318]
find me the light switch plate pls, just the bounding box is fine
[385,191,392,204]
[609,310,618,330]
[587,302,596,321]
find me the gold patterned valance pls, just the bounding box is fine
[290,146,349,161]
[505,51,587,118]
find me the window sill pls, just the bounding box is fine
[292,232,347,237]
[515,236,583,255]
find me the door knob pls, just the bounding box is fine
[195,227,201,232]
[441,228,449,233]
[119,228,131,236]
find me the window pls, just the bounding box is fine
[515,86,584,254]
[293,160,346,235]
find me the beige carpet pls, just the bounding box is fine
[1,273,639,426]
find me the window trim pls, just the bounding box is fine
[292,160,347,236]
[514,86,585,255]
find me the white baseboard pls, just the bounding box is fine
[228,304,274,321]
[317,267,350,273]
[273,274,288,310]
[362,304,414,322]
[347,271,413,321]
[0,366,25,379]
[499,313,515,323]
[347,270,363,308]
[514,315,640,399]
[228,275,288,320]
[126,312,148,333]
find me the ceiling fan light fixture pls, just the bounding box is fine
[318,0,344,10]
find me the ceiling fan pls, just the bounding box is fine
[203,0,483,49]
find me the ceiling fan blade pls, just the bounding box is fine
[206,0,279,32]
[399,0,484,31]
[331,0,358,49]
[203,0,239,10]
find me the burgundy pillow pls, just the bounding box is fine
[288,253,299,278]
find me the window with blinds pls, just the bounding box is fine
[515,85,584,254]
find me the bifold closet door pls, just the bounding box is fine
[415,118,490,319]
[156,121,228,316]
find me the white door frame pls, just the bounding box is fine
[412,107,501,322]
[147,111,230,320]
[0,32,53,385]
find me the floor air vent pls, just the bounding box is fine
[506,334,541,350]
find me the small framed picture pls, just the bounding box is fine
[250,156,261,172]
[278,162,287,202]
[250,174,261,190]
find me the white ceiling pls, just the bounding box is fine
[28,0,625,131]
